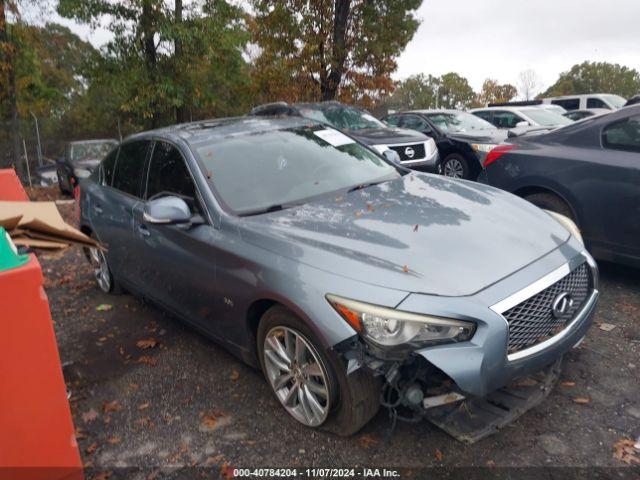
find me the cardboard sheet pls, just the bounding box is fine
[0,201,100,250]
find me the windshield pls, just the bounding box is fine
[298,105,386,131]
[425,111,496,132]
[71,141,117,163]
[523,109,574,126]
[601,94,627,109]
[194,126,400,215]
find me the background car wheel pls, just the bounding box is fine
[257,305,380,436]
[441,154,469,179]
[84,236,121,294]
[524,192,575,222]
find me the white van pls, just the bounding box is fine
[541,94,626,111]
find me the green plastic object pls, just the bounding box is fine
[0,227,29,272]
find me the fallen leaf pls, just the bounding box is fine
[74,427,87,440]
[514,377,537,387]
[485,459,496,467]
[359,434,378,449]
[98,336,107,342]
[230,369,240,381]
[91,472,112,480]
[402,265,409,273]
[138,355,158,366]
[96,304,113,312]
[138,402,150,410]
[413,224,419,232]
[85,443,98,455]
[335,196,343,202]
[560,381,576,387]
[102,400,122,413]
[598,322,616,332]
[220,462,235,480]
[201,411,225,431]
[354,211,362,218]
[573,396,591,404]
[435,448,444,461]
[136,338,158,349]
[82,408,99,424]
[366,203,374,212]
[107,436,121,445]
[613,437,640,465]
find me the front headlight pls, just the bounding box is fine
[471,143,498,153]
[545,210,583,246]
[73,168,91,179]
[326,294,475,347]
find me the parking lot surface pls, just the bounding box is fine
[39,197,640,477]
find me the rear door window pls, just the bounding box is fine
[552,99,580,110]
[145,141,202,214]
[112,140,150,197]
[473,111,493,123]
[384,115,401,127]
[602,115,640,153]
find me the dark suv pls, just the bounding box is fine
[383,110,507,180]
[56,139,118,194]
[250,101,439,171]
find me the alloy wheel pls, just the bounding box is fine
[443,158,464,178]
[263,326,331,427]
[88,246,111,293]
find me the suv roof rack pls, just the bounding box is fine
[488,100,543,108]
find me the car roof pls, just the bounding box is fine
[125,116,323,145]
[399,109,463,115]
[69,139,118,145]
[471,106,547,112]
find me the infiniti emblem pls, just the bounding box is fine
[551,292,574,319]
[404,146,415,158]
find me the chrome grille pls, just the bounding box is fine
[388,143,426,161]
[504,263,591,354]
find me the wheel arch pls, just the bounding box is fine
[513,185,581,226]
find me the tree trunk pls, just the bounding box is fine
[0,0,23,176]
[321,0,350,101]
[174,0,187,124]
[141,0,158,128]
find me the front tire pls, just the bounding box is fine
[257,306,380,436]
[84,235,121,294]
[441,154,469,179]
[524,192,575,222]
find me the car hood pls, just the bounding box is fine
[239,173,570,297]
[348,128,428,146]
[447,129,508,144]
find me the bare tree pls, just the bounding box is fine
[518,69,541,100]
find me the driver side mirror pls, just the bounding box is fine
[143,196,192,225]
[382,149,402,165]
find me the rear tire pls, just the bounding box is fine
[524,192,575,222]
[257,306,380,436]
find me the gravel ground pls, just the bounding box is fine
[33,194,640,479]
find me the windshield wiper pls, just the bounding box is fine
[347,180,386,193]
[239,202,302,217]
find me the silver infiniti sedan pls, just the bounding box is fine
[79,116,598,440]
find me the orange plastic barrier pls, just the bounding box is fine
[0,168,29,201]
[0,169,83,480]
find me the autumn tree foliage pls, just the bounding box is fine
[542,61,640,99]
[476,78,517,107]
[250,0,421,106]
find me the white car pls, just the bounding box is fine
[541,93,626,111]
[470,106,574,130]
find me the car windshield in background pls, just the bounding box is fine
[298,106,386,131]
[601,94,627,109]
[425,112,496,133]
[195,126,400,215]
[524,109,574,126]
[71,141,117,163]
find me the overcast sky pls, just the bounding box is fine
[396,0,640,93]
[44,0,640,96]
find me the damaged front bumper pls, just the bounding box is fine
[335,248,599,442]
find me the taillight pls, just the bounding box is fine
[483,145,516,167]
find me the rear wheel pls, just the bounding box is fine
[441,154,469,179]
[524,192,575,222]
[257,306,380,436]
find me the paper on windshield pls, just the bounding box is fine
[362,113,378,123]
[313,129,355,147]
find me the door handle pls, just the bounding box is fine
[138,224,150,238]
